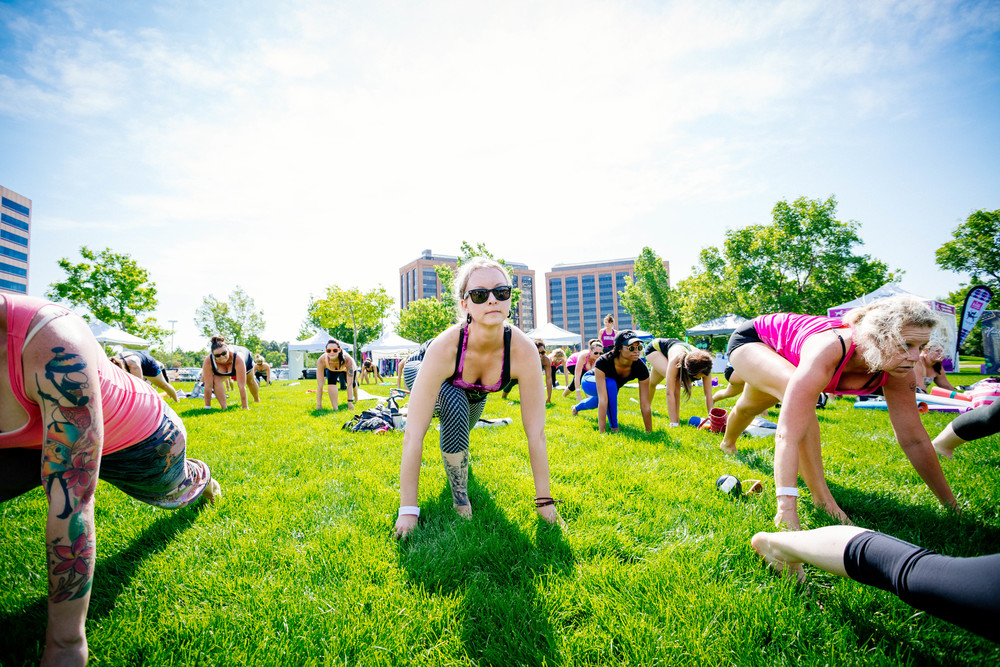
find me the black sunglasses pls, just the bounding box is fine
[464,286,512,304]
[213,350,228,358]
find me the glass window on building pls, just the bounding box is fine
[1,213,28,232]
[0,277,26,293]
[1,197,29,217]
[549,278,563,328]
[0,230,27,246]
[565,276,580,334]
[520,275,534,330]
[615,272,633,329]
[599,273,614,321]
[0,246,27,262]
[582,275,597,341]
[0,261,27,278]
[422,267,438,300]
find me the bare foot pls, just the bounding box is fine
[203,478,222,505]
[453,504,473,519]
[933,443,956,459]
[751,532,806,582]
[571,407,578,416]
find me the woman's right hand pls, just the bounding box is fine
[394,515,418,539]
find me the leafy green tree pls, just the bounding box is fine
[397,298,455,343]
[936,209,1000,292]
[676,196,900,323]
[312,285,393,355]
[434,241,521,316]
[194,285,265,346]
[46,246,168,344]
[150,346,207,368]
[619,247,683,337]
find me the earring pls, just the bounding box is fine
[466,313,472,324]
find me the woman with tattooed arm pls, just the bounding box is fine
[0,296,219,666]
[394,257,562,538]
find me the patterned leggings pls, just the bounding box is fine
[403,359,486,454]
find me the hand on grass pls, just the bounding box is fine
[536,504,565,527]
[394,514,418,539]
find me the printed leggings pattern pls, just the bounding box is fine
[404,359,486,454]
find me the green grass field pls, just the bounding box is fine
[1,374,998,666]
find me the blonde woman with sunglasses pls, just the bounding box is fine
[316,340,357,411]
[394,257,562,539]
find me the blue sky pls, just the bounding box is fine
[2,0,998,351]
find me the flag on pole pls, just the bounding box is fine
[957,285,993,348]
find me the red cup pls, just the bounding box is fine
[709,407,728,433]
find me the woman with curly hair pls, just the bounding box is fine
[720,296,957,530]
[644,338,714,427]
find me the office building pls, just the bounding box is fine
[0,186,31,295]
[546,257,669,347]
[399,249,537,331]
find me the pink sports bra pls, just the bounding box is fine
[449,323,512,394]
[753,313,887,396]
[0,295,164,453]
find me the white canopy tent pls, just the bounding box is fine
[88,318,149,349]
[827,283,958,371]
[684,314,749,338]
[287,330,353,381]
[525,322,581,347]
[361,332,420,362]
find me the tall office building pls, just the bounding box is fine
[399,249,537,331]
[0,186,31,295]
[546,257,669,347]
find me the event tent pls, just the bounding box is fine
[827,283,958,370]
[286,330,353,380]
[525,322,581,347]
[684,314,749,338]
[361,332,420,360]
[88,318,149,348]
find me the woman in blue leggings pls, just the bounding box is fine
[572,330,652,434]
[752,526,999,642]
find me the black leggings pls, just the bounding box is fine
[844,531,1000,642]
[951,399,1000,441]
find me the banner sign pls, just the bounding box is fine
[957,285,993,348]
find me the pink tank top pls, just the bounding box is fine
[1,295,164,453]
[600,329,616,349]
[753,313,887,396]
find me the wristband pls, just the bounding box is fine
[398,506,420,517]
[776,486,799,497]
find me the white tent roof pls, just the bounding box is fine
[362,332,420,356]
[685,314,749,337]
[827,283,951,317]
[288,329,353,352]
[525,322,580,346]
[87,319,149,348]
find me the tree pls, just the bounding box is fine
[936,209,1000,292]
[619,247,683,337]
[311,285,394,355]
[194,285,265,346]
[397,298,455,343]
[676,196,900,323]
[46,246,168,344]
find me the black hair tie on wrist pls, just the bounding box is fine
[534,497,564,508]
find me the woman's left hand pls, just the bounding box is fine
[536,504,565,527]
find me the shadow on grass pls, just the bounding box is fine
[0,507,201,664]
[398,471,574,666]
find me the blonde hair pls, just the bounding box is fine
[453,256,512,323]
[841,295,943,371]
[549,348,567,364]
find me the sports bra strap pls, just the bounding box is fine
[22,306,73,352]
[453,324,467,378]
[501,325,512,387]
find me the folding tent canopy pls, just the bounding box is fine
[286,330,353,381]
[88,318,149,349]
[361,332,420,361]
[827,283,958,370]
[684,314,749,338]
[525,322,581,347]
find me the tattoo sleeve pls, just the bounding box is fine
[35,346,102,605]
